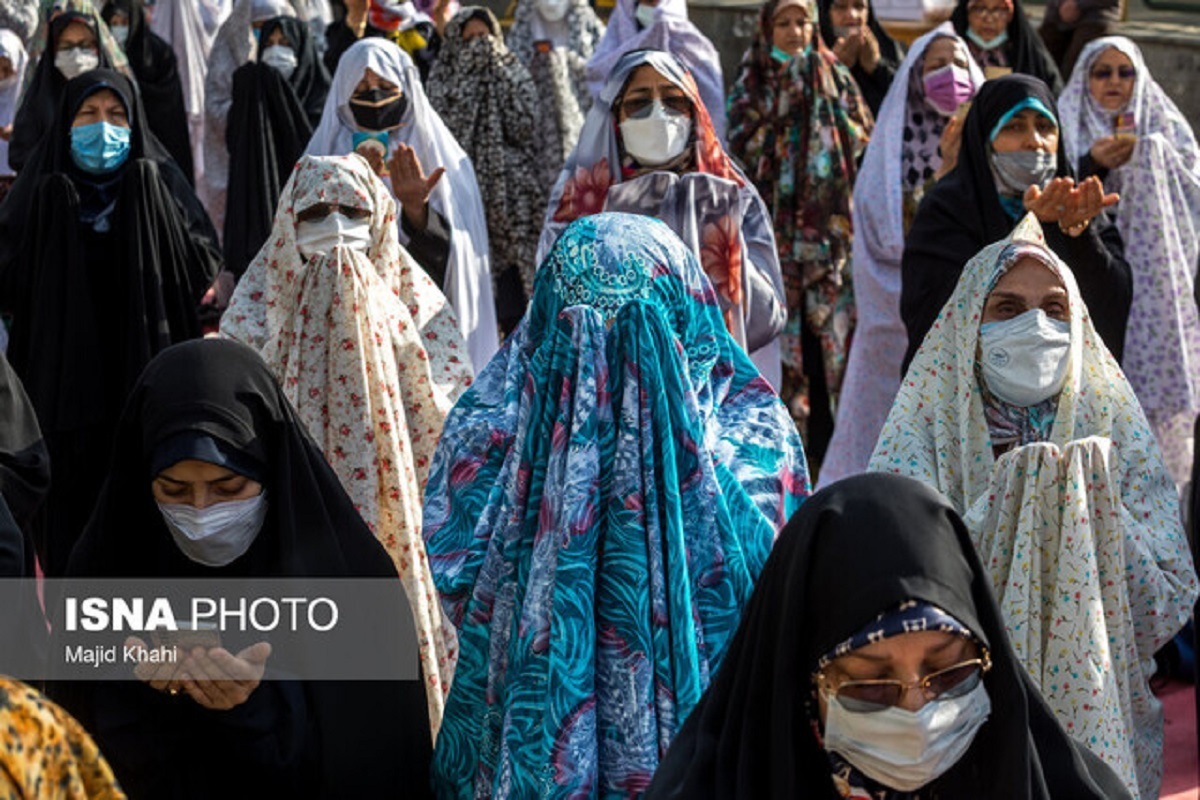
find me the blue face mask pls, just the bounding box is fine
[966,28,1008,50]
[771,43,809,63]
[69,121,132,174]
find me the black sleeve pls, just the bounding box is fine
[1076,152,1109,184]
[400,206,451,289]
[853,60,897,118]
[323,21,360,75]
[1044,215,1132,363]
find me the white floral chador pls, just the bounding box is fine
[869,215,1198,800]
[221,153,474,735]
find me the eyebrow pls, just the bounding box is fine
[157,472,242,486]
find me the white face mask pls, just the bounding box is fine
[261,44,298,81]
[110,24,129,48]
[295,212,373,260]
[823,682,992,792]
[634,2,657,28]
[618,100,692,166]
[55,47,100,80]
[538,0,571,22]
[158,493,269,568]
[979,308,1071,407]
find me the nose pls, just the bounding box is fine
[897,682,929,712]
[192,488,214,510]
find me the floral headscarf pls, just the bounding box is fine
[220,153,474,735]
[1058,36,1200,488]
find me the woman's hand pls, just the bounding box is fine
[0,125,12,142]
[178,642,272,711]
[200,270,236,310]
[832,32,861,68]
[934,116,964,180]
[858,26,881,74]
[1089,135,1135,170]
[1024,176,1118,235]
[345,0,369,37]
[128,636,188,694]
[387,144,445,232]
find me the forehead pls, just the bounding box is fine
[836,630,969,664]
[58,20,96,42]
[622,64,682,94]
[773,4,810,22]
[989,256,1066,296]
[925,36,964,62]
[1091,46,1134,68]
[79,88,126,109]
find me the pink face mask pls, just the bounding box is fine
[923,64,975,117]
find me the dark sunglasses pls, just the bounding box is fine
[816,649,992,713]
[619,94,693,119]
[1090,66,1136,81]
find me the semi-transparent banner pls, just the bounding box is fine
[0,579,419,681]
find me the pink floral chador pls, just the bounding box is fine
[221,153,474,735]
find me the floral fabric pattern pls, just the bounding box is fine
[220,153,474,734]
[424,213,810,798]
[868,216,1199,800]
[727,0,872,439]
[1059,36,1200,488]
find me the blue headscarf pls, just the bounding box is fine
[423,212,810,796]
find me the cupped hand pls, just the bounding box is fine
[179,642,272,711]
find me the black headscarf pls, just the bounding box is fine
[222,15,329,277]
[643,473,1132,800]
[0,350,49,539]
[950,0,1062,93]
[8,10,113,172]
[58,338,432,799]
[0,69,220,575]
[101,0,194,183]
[900,74,1131,369]
[816,0,904,116]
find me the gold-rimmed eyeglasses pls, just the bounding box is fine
[815,649,992,713]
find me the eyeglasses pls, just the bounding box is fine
[815,650,992,714]
[967,5,1009,19]
[619,94,693,119]
[295,203,372,223]
[1090,66,1136,81]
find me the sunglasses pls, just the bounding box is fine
[816,650,992,713]
[1090,66,1136,81]
[296,203,371,223]
[619,94,693,119]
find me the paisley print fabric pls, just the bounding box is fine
[1059,36,1200,489]
[220,153,474,735]
[868,215,1198,800]
[424,212,809,798]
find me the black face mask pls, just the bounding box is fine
[349,88,408,132]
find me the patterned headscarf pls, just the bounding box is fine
[1058,36,1200,488]
[428,8,547,297]
[870,214,1197,799]
[425,212,810,796]
[220,153,474,736]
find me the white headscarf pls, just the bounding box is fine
[306,38,500,371]
[585,0,726,139]
[869,214,1198,800]
[820,24,983,486]
[1058,36,1200,488]
[221,153,473,736]
[0,29,28,177]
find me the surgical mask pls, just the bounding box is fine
[923,64,975,117]
[966,28,1007,50]
[538,0,570,22]
[771,44,794,63]
[979,308,1071,407]
[261,44,297,81]
[619,100,691,166]
[823,682,991,792]
[70,121,132,174]
[110,24,129,48]
[990,149,1056,195]
[634,2,656,29]
[831,24,853,40]
[158,492,268,568]
[349,87,408,132]
[295,212,373,260]
[55,47,99,80]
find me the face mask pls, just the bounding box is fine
[70,120,132,174]
[771,44,796,63]
[978,308,1071,407]
[966,28,1008,50]
[831,24,853,40]
[990,149,1057,195]
[349,87,408,132]
[110,24,129,48]
[634,2,656,29]
[55,47,100,80]
[295,212,373,260]
[538,0,570,22]
[261,44,297,81]
[823,682,992,792]
[158,492,268,568]
[923,64,975,117]
[619,100,691,166]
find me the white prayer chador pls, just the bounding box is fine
[819,23,983,487]
[585,0,726,139]
[149,0,232,189]
[0,28,28,177]
[306,38,500,371]
[1059,36,1200,489]
[220,153,474,735]
[869,215,1198,800]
